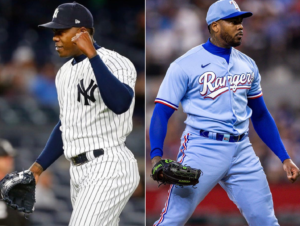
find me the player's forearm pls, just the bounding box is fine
[149,103,175,159]
[35,120,64,170]
[252,114,290,162]
[89,55,134,114]
[248,97,290,162]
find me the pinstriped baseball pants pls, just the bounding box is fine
[68,144,140,226]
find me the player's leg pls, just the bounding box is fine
[219,137,279,226]
[95,155,140,226]
[69,145,140,226]
[153,132,236,226]
[70,179,80,207]
[69,158,87,208]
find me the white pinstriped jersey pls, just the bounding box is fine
[55,47,136,159]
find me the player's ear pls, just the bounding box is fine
[211,22,219,34]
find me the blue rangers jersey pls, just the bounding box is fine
[155,43,263,135]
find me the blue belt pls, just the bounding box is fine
[200,130,246,142]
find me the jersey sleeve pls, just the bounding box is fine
[155,62,189,110]
[103,54,137,90]
[55,68,63,119]
[247,63,263,99]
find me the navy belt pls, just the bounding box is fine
[71,149,104,166]
[200,130,245,142]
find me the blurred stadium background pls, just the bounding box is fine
[0,0,144,225]
[146,0,300,225]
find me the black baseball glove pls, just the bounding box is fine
[151,159,202,187]
[0,170,36,217]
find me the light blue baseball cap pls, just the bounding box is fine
[206,0,252,26]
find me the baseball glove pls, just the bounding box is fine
[0,170,36,217]
[151,159,202,187]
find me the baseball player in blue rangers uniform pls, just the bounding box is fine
[149,1,300,225]
[26,2,139,226]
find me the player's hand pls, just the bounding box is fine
[283,159,300,183]
[151,156,163,179]
[71,27,97,59]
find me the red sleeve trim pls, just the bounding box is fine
[154,100,178,110]
[247,92,263,99]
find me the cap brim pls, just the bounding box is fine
[38,21,71,29]
[221,11,253,20]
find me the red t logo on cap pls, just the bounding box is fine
[230,0,240,11]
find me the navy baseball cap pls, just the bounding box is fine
[206,0,252,26]
[38,2,94,29]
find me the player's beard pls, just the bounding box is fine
[220,30,242,47]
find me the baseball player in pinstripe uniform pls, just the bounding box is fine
[27,3,140,226]
[149,1,300,225]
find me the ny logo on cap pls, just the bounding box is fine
[53,8,59,18]
[230,0,240,11]
[75,19,80,24]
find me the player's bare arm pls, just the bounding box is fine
[283,159,300,183]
